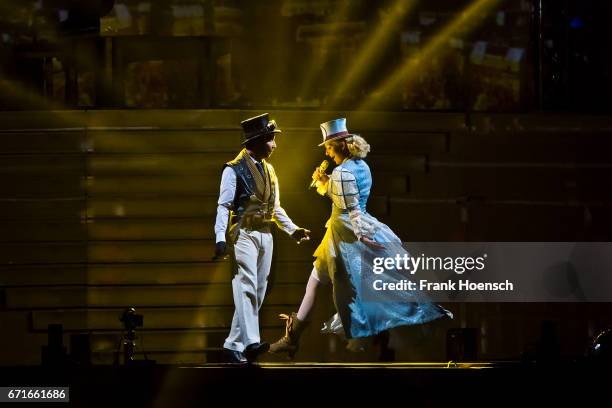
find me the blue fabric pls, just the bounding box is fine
[340,158,371,212]
[314,158,452,339]
[225,150,275,217]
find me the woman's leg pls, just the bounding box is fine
[296,274,320,321]
[269,268,323,355]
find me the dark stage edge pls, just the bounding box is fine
[0,361,606,407]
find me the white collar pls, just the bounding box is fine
[245,151,262,165]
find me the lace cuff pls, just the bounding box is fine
[315,179,328,196]
[348,206,378,239]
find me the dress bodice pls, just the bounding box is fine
[328,158,371,213]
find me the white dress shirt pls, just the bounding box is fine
[214,154,298,243]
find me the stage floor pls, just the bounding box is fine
[0,361,604,407]
[187,361,506,369]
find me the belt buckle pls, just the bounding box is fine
[252,213,264,229]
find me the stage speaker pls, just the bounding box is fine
[446,328,477,361]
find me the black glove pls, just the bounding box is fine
[291,228,311,244]
[213,241,228,260]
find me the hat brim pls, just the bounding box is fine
[241,129,281,145]
[317,133,355,147]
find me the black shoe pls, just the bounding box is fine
[223,348,247,364]
[244,342,270,362]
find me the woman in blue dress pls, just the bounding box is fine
[269,118,453,357]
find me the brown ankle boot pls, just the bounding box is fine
[269,313,307,358]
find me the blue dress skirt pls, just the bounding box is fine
[313,206,453,339]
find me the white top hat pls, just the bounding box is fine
[318,118,354,146]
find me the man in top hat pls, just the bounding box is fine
[214,113,311,364]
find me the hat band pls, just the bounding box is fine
[245,120,279,139]
[245,130,269,138]
[324,130,350,141]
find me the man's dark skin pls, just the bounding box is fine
[214,134,310,259]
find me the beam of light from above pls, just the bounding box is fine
[357,0,501,111]
[296,0,354,104]
[0,77,65,110]
[0,0,111,110]
[328,0,418,107]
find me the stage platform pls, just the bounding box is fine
[0,361,605,407]
[193,361,507,369]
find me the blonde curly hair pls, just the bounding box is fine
[328,135,371,159]
[345,135,370,159]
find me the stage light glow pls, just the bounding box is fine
[0,78,64,110]
[329,0,418,106]
[297,0,355,103]
[358,0,501,110]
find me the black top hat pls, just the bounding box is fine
[240,113,281,145]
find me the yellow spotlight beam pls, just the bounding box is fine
[297,0,354,100]
[357,0,501,111]
[0,77,65,110]
[328,0,418,106]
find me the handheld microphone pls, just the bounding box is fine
[309,160,329,189]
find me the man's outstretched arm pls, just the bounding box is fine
[214,167,236,258]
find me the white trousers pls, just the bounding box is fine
[223,228,273,352]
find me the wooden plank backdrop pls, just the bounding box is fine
[1,110,612,365]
